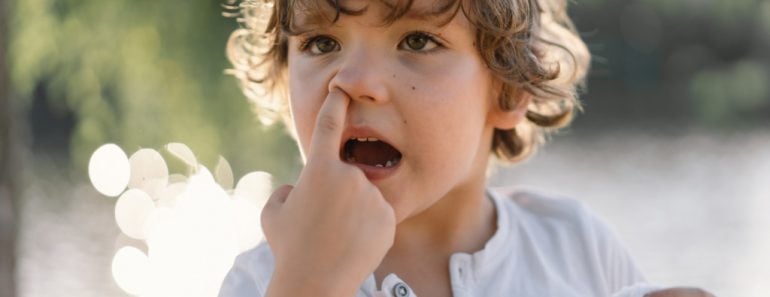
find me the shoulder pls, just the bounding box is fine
[218,241,274,297]
[491,186,630,257]
[489,186,647,293]
[492,186,601,233]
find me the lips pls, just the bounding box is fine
[343,137,402,168]
[339,127,402,180]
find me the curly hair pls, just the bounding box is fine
[224,0,590,163]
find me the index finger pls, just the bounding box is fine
[308,88,349,161]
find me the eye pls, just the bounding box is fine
[300,35,340,55]
[399,32,440,52]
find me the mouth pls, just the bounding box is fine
[341,136,403,180]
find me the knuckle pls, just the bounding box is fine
[316,113,341,133]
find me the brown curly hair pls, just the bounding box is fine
[224,0,590,163]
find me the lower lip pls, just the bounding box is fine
[346,161,402,181]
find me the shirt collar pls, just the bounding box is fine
[468,188,519,280]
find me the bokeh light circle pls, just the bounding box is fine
[234,171,273,204]
[115,189,156,240]
[89,143,131,197]
[112,246,150,296]
[128,148,169,198]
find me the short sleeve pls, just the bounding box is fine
[502,188,661,296]
[583,206,661,296]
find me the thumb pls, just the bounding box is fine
[261,184,294,235]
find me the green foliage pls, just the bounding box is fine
[8,0,769,182]
[690,61,770,125]
[9,0,300,182]
[570,0,770,127]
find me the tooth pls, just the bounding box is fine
[385,160,393,167]
[375,164,384,168]
[367,137,379,142]
[357,137,367,142]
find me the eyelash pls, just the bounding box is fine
[298,35,338,55]
[399,31,444,54]
[297,31,444,55]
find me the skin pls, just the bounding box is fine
[259,1,716,296]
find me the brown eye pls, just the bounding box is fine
[406,34,428,50]
[400,32,439,52]
[308,36,339,54]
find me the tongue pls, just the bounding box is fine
[350,141,400,166]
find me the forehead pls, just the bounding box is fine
[288,0,459,31]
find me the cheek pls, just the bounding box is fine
[403,53,492,109]
[405,66,491,130]
[400,59,491,166]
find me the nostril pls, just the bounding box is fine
[358,95,376,102]
[329,66,388,103]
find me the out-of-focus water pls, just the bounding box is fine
[18,163,126,297]
[490,129,770,297]
[17,130,770,297]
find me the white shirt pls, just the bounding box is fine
[218,187,660,297]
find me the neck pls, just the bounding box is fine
[373,178,497,291]
[390,184,496,255]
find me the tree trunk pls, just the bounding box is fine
[0,0,19,295]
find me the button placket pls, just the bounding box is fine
[380,274,415,297]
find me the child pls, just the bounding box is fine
[219,0,714,296]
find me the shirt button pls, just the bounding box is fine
[392,282,410,297]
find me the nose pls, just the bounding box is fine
[328,44,390,104]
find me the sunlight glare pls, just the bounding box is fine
[91,143,275,297]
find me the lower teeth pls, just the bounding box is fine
[374,159,398,168]
[344,154,401,168]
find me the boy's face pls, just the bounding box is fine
[287,0,509,223]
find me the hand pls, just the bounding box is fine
[261,89,397,297]
[645,287,716,297]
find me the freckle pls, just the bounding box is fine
[403,119,408,124]
[392,74,396,78]
[411,86,416,90]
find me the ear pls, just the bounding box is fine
[489,89,532,130]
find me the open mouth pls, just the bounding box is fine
[342,137,402,168]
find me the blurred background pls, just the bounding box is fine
[0,0,768,296]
